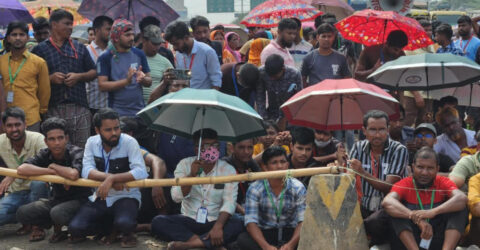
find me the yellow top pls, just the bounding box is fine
[0,50,50,126]
[469,173,480,216]
[253,143,290,157]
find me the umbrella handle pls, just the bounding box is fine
[197,107,206,161]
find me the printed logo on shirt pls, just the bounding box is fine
[332,64,339,75]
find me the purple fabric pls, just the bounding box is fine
[78,0,179,32]
[0,0,35,25]
[224,32,241,62]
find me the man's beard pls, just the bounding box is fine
[279,38,292,48]
[7,130,25,142]
[101,134,119,148]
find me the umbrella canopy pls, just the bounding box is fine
[429,84,480,108]
[309,0,354,20]
[241,0,323,28]
[23,0,90,26]
[0,0,34,25]
[78,0,179,31]
[280,79,399,130]
[335,9,433,51]
[367,53,480,91]
[137,88,266,142]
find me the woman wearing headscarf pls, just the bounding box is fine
[223,32,241,64]
[210,30,225,43]
[247,31,270,66]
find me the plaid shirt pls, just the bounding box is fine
[32,38,95,108]
[245,178,306,229]
[436,42,464,56]
[85,41,108,109]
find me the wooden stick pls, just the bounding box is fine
[0,166,339,188]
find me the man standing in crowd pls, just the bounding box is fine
[260,18,297,68]
[32,17,50,44]
[69,108,148,248]
[436,23,464,55]
[0,107,48,232]
[220,62,260,106]
[97,19,152,117]
[189,16,223,65]
[455,15,480,63]
[289,18,313,71]
[32,9,96,148]
[16,118,91,243]
[85,16,113,115]
[164,21,222,90]
[0,21,50,132]
[389,106,415,146]
[138,16,175,66]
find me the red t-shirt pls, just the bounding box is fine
[391,176,457,205]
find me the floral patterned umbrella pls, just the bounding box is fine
[335,9,433,51]
[241,0,323,28]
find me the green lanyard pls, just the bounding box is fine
[13,154,24,166]
[8,54,28,87]
[413,179,435,222]
[263,179,286,221]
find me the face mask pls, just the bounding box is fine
[315,139,331,148]
[200,146,220,164]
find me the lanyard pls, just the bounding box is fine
[49,37,78,59]
[413,179,435,222]
[460,37,473,54]
[231,65,240,97]
[13,154,24,166]
[370,152,379,178]
[263,179,286,221]
[88,44,99,59]
[8,54,27,87]
[101,148,111,173]
[183,54,196,70]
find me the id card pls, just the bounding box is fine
[196,207,208,224]
[419,238,432,249]
[130,63,138,70]
[6,91,13,103]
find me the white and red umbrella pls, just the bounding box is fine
[280,78,399,130]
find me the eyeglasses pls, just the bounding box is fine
[366,128,388,135]
[416,133,434,139]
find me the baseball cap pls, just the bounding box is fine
[414,123,437,137]
[143,24,164,44]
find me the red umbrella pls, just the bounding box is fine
[241,0,323,28]
[280,78,399,130]
[309,0,354,20]
[335,9,433,51]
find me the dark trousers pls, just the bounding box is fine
[361,207,391,246]
[236,228,295,250]
[151,214,244,249]
[16,198,84,228]
[68,198,139,237]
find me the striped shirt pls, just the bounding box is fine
[86,41,108,109]
[349,139,408,212]
[289,40,313,71]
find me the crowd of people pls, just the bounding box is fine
[0,6,480,250]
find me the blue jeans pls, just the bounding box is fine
[0,181,49,225]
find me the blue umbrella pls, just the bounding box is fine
[0,0,35,26]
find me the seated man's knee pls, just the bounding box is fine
[50,206,70,226]
[151,215,170,235]
[114,215,136,233]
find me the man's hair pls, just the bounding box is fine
[119,116,138,134]
[49,9,73,24]
[435,106,459,126]
[189,16,210,31]
[439,95,458,107]
[458,15,472,25]
[263,120,280,133]
[291,127,314,146]
[92,15,113,31]
[321,13,337,22]
[314,15,323,29]
[87,27,94,33]
[139,16,161,32]
[32,17,49,31]
[41,117,67,136]
[262,146,287,165]
[164,21,190,42]
[291,18,302,30]
[278,18,298,32]
[419,19,432,28]
[316,23,336,35]
[193,128,218,144]
[212,24,225,32]
[435,23,453,40]
[93,108,119,128]
[386,30,408,48]
[264,54,284,76]
[2,107,25,124]
[363,110,389,128]
[239,63,260,88]
[6,21,29,37]
[232,138,254,146]
[413,146,438,166]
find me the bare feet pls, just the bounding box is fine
[167,241,190,250]
[135,223,151,233]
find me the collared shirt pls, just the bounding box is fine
[171,157,238,222]
[434,128,477,163]
[32,38,95,108]
[175,40,222,89]
[24,144,91,202]
[0,131,46,192]
[437,41,464,56]
[86,41,108,109]
[260,40,296,68]
[82,134,148,207]
[244,178,306,229]
[349,139,408,212]
[0,50,50,126]
[289,39,313,70]
[454,36,480,62]
[256,66,302,121]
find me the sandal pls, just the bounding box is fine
[49,231,68,243]
[16,225,32,236]
[29,227,45,242]
[121,233,137,248]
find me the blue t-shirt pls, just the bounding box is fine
[454,36,480,62]
[97,47,150,117]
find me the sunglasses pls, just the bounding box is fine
[416,133,434,139]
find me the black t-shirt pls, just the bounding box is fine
[24,144,92,202]
[223,156,261,205]
[314,137,341,166]
[287,154,319,188]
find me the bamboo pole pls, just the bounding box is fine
[0,166,339,188]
